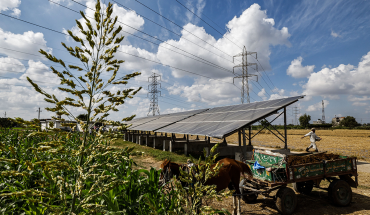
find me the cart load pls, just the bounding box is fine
[245,149,356,183]
[239,149,358,214]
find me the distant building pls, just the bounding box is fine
[313,119,325,124]
[332,116,345,126]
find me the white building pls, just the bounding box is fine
[40,119,96,132]
[313,119,325,124]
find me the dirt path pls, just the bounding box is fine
[358,161,370,173]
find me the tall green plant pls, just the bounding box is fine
[24,0,140,213]
[174,143,232,215]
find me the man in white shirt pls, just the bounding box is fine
[301,128,322,152]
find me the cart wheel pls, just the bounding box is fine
[293,180,314,194]
[239,179,258,203]
[328,179,352,206]
[275,187,297,215]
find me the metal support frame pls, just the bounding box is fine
[247,107,288,147]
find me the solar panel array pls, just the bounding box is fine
[130,109,208,131]
[127,96,303,138]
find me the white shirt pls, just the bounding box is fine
[304,131,319,143]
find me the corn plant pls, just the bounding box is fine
[174,143,232,215]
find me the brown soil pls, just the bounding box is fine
[287,153,341,166]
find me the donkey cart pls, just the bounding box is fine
[238,149,358,215]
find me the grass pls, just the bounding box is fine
[112,139,191,164]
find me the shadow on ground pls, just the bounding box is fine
[210,188,370,214]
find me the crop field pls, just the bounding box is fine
[223,129,370,161]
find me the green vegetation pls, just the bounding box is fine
[113,139,189,164]
[0,129,180,214]
[340,116,360,128]
[299,114,311,128]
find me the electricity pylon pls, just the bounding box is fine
[36,107,42,120]
[147,73,161,116]
[233,46,258,104]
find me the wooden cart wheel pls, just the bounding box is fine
[275,187,297,215]
[293,180,314,194]
[328,179,352,206]
[239,179,258,203]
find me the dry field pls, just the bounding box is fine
[222,129,370,161]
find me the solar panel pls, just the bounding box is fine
[155,96,303,138]
[126,115,162,129]
[127,109,208,131]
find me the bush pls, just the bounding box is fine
[0,118,16,128]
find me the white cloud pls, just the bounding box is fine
[66,1,144,41]
[303,51,370,98]
[348,96,370,102]
[0,57,26,75]
[0,0,21,14]
[162,107,188,114]
[352,102,367,106]
[306,100,329,112]
[19,60,59,87]
[11,8,21,17]
[184,0,206,24]
[331,30,341,38]
[258,88,267,100]
[268,87,287,100]
[157,3,290,79]
[287,56,315,78]
[167,77,240,105]
[131,98,150,117]
[0,28,52,60]
[290,91,300,96]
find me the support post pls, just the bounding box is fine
[284,107,287,149]
[248,126,252,145]
[146,132,149,147]
[163,139,166,151]
[153,132,156,148]
[131,131,134,143]
[185,134,189,156]
[238,130,241,147]
[242,128,246,158]
[170,133,173,152]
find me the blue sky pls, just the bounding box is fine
[1,0,370,125]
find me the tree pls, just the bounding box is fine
[26,0,141,212]
[299,114,311,128]
[340,116,359,128]
[76,113,88,121]
[260,119,269,128]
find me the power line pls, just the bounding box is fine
[70,0,239,66]
[250,56,276,89]
[0,9,266,102]
[130,0,235,58]
[175,0,242,50]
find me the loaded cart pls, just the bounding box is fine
[239,149,358,215]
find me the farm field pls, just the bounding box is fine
[224,129,370,161]
[120,141,370,215]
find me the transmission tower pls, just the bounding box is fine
[36,107,42,120]
[322,100,325,123]
[293,106,300,125]
[147,73,161,116]
[233,46,258,104]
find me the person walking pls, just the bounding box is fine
[301,128,322,152]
